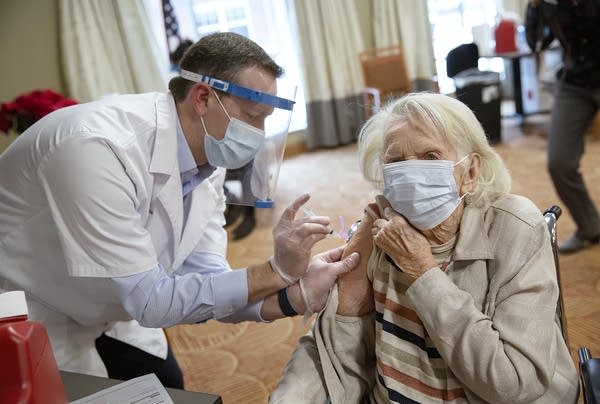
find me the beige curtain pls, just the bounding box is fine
[292,0,435,149]
[292,0,367,149]
[371,0,436,82]
[498,0,529,22]
[59,0,167,102]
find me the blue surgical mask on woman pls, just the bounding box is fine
[382,155,470,231]
[201,92,265,169]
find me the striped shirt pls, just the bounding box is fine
[369,237,468,403]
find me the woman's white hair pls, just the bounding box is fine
[357,92,511,205]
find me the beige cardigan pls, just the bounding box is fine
[271,194,579,403]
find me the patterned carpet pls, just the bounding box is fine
[166,114,600,403]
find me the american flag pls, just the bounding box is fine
[162,0,181,54]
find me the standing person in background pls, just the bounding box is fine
[223,162,258,240]
[0,32,359,388]
[526,0,600,253]
[169,38,194,71]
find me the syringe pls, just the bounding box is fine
[300,207,344,238]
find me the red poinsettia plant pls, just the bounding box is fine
[0,89,78,135]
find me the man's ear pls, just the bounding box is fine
[190,82,212,116]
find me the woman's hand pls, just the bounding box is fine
[372,207,437,281]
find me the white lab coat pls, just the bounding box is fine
[0,93,228,376]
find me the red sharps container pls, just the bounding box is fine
[494,19,517,53]
[0,291,68,403]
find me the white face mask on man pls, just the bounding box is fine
[382,155,470,231]
[201,92,265,169]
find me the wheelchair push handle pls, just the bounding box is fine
[544,205,562,220]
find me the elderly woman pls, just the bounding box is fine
[271,93,578,403]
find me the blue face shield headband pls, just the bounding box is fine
[179,69,296,208]
[179,69,295,111]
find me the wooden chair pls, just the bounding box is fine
[358,45,412,117]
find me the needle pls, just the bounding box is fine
[300,207,335,235]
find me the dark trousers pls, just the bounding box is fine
[95,333,184,389]
[547,80,600,239]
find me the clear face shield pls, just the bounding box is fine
[180,70,296,208]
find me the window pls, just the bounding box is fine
[169,0,307,132]
[191,1,251,38]
[427,0,500,94]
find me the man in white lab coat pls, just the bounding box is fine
[0,32,359,387]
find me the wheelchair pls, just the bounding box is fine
[544,205,599,404]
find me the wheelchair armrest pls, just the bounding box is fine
[579,347,600,404]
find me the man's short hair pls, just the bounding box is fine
[168,32,284,102]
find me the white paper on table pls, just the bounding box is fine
[70,373,174,404]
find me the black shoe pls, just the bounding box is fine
[233,207,256,240]
[224,204,243,228]
[558,233,600,254]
